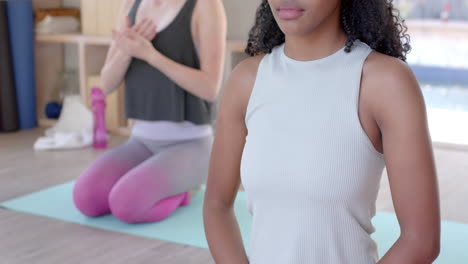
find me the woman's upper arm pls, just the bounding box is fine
[194,0,227,87]
[205,56,263,207]
[365,55,440,243]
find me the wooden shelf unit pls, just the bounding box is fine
[36,33,112,105]
[38,118,58,128]
[35,39,111,126]
[35,32,248,134]
[36,33,246,51]
[36,33,247,96]
[36,34,112,45]
[32,0,253,135]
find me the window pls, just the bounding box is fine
[396,0,468,21]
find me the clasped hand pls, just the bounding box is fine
[113,17,157,61]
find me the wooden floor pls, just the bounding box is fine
[0,129,467,263]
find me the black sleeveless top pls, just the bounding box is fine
[125,0,212,124]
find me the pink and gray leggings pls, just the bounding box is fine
[73,136,212,223]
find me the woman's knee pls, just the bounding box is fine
[108,185,142,223]
[73,168,113,217]
[108,169,169,223]
[73,178,107,217]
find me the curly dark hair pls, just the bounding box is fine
[246,0,411,61]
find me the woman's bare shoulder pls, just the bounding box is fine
[363,51,418,96]
[233,55,266,85]
[230,55,265,97]
[220,54,266,116]
[362,51,424,125]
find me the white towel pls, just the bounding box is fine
[34,129,92,150]
[34,95,96,151]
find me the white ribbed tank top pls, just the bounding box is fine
[240,40,386,264]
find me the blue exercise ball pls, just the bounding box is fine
[45,102,62,119]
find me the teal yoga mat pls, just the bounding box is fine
[1,182,467,263]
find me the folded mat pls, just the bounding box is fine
[35,15,80,34]
[1,182,467,263]
[34,8,80,23]
[0,2,19,132]
[6,0,36,129]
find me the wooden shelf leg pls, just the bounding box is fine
[78,41,87,104]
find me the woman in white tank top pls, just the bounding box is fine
[204,0,440,263]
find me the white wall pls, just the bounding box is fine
[62,0,80,8]
[223,0,260,40]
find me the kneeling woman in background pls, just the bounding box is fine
[73,0,226,223]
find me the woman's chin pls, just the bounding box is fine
[278,23,312,37]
